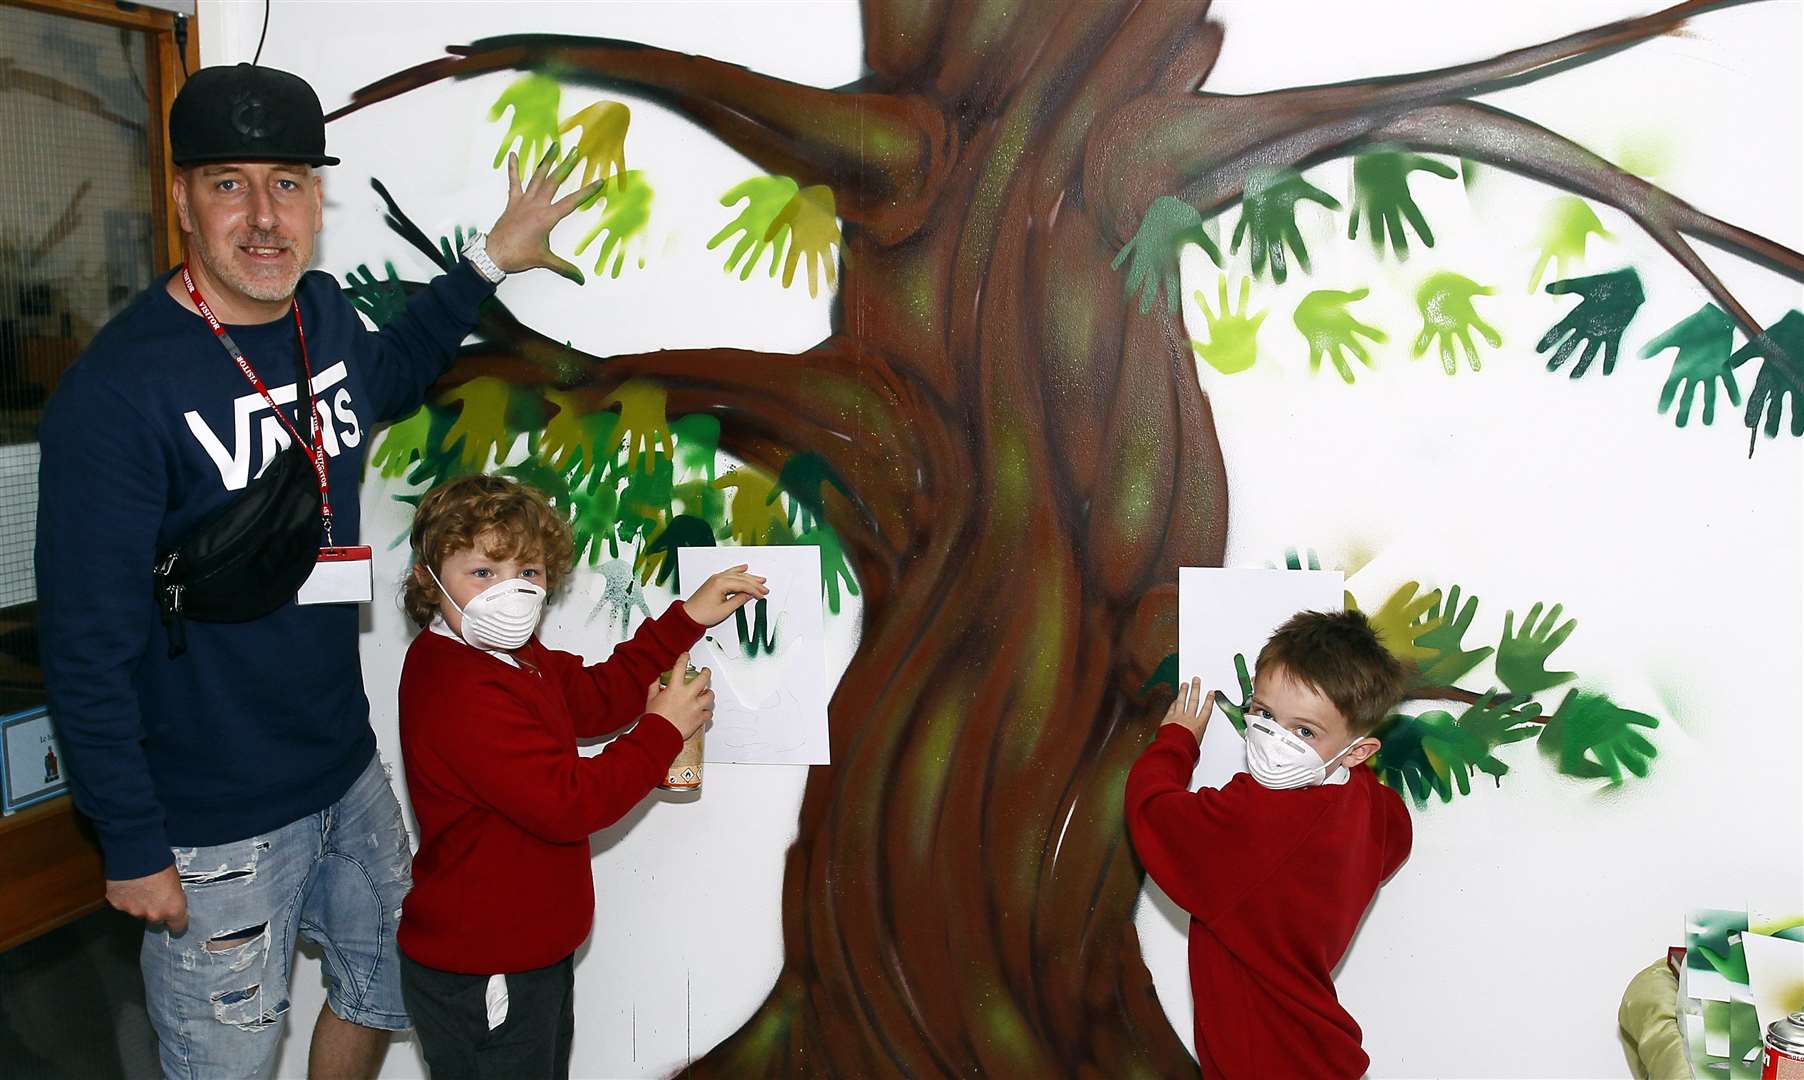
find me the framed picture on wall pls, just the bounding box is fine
[1,705,67,814]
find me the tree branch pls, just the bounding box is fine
[329,35,951,227]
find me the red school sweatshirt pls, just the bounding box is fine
[397,604,703,974]
[1125,724,1411,1079]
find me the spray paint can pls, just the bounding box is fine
[1764,1012,1804,1080]
[658,663,704,791]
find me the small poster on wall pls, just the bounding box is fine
[2,705,68,814]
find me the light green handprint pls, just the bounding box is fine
[1643,304,1740,428]
[1496,602,1577,698]
[1413,272,1501,375]
[1190,276,1266,375]
[438,377,514,469]
[604,380,672,474]
[708,175,799,281]
[1528,197,1612,291]
[1113,195,1222,316]
[1231,166,1340,284]
[767,183,841,297]
[343,262,407,328]
[1413,584,1493,686]
[672,478,727,531]
[489,74,561,171]
[369,405,433,480]
[1294,287,1388,384]
[1537,689,1659,784]
[802,524,860,614]
[1347,147,1458,260]
[558,100,630,187]
[575,171,653,279]
[571,481,622,565]
[1354,581,1443,667]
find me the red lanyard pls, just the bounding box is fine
[181,264,333,543]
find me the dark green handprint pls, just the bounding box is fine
[1294,288,1387,384]
[571,481,622,566]
[1373,711,1443,806]
[1211,652,1255,734]
[1281,547,1322,571]
[1141,652,1179,697]
[1413,584,1493,686]
[1536,689,1659,784]
[1113,195,1221,316]
[637,514,715,591]
[1495,602,1577,698]
[1538,268,1644,378]
[774,453,852,535]
[801,524,860,614]
[736,597,778,657]
[1231,166,1340,284]
[1347,147,1458,260]
[615,454,674,549]
[1642,304,1740,428]
[1730,309,1804,446]
[344,262,408,328]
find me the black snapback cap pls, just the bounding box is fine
[170,63,339,168]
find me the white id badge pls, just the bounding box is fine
[296,546,373,606]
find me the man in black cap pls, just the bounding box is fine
[35,63,599,1079]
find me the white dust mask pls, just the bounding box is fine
[425,565,546,652]
[1244,716,1358,790]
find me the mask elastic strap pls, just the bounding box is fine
[1321,738,1362,772]
[422,563,465,617]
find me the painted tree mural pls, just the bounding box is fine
[331,1,1802,1074]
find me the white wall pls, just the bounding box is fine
[196,2,1803,1077]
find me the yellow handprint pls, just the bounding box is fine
[604,379,672,474]
[714,467,792,546]
[1349,582,1444,667]
[438,377,515,469]
[575,170,653,279]
[766,184,842,298]
[558,100,630,188]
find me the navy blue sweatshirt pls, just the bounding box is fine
[36,262,494,880]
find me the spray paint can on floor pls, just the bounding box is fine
[658,663,704,791]
[1765,1012,1804,1080]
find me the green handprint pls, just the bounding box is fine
[343,261,407,328]
[575,171,653,279]
[1536,689,1659,784]
[1347,147,1458,260]
[1730,309,1804,445]
[489,74,561,172]
[736,597,779,657]
[672,478,727,532]
[1141,653,1179,697]
[767,183,841,297]
[672,414,721,481]
[1373,712,1443,806]
[708,175,799,281]
[1294,288,1388,384]
[1282,547,1322,571]
[435,226,480,272]
[1413,584,1493,686]
[1455,693,1543,759]
[1528,197,1612,291]
[773,453,851,534]
[1113,195,1222,316]
[715,467,793,547]
[615,454,674,549]
[368,405,434,480]
[541,391,620,485]
[558,100,630,188]
[501,455,573,516]
[1643,304,1740,428]
[1354,581,1443,667]
[1496,602,1577,698]
[1538,268,1644,378]
[1418,698,1539,799]
[802,524,861,614]
[636,514,715,591]
[1212,652,1255,734]
[1231,166,1340,284]
[1190,276,1266,375]
[604,380,672,475]
[571,481,622,565]
[1413,272,1501,375]
[439,377,515,469]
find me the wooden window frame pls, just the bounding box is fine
[0,0,199,954]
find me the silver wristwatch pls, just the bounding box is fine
[461,231,507,284]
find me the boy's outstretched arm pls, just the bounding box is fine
[1125,684,1226,917]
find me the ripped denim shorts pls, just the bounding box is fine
[140,754,413,1079]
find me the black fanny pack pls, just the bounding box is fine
[152,438,324,658]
